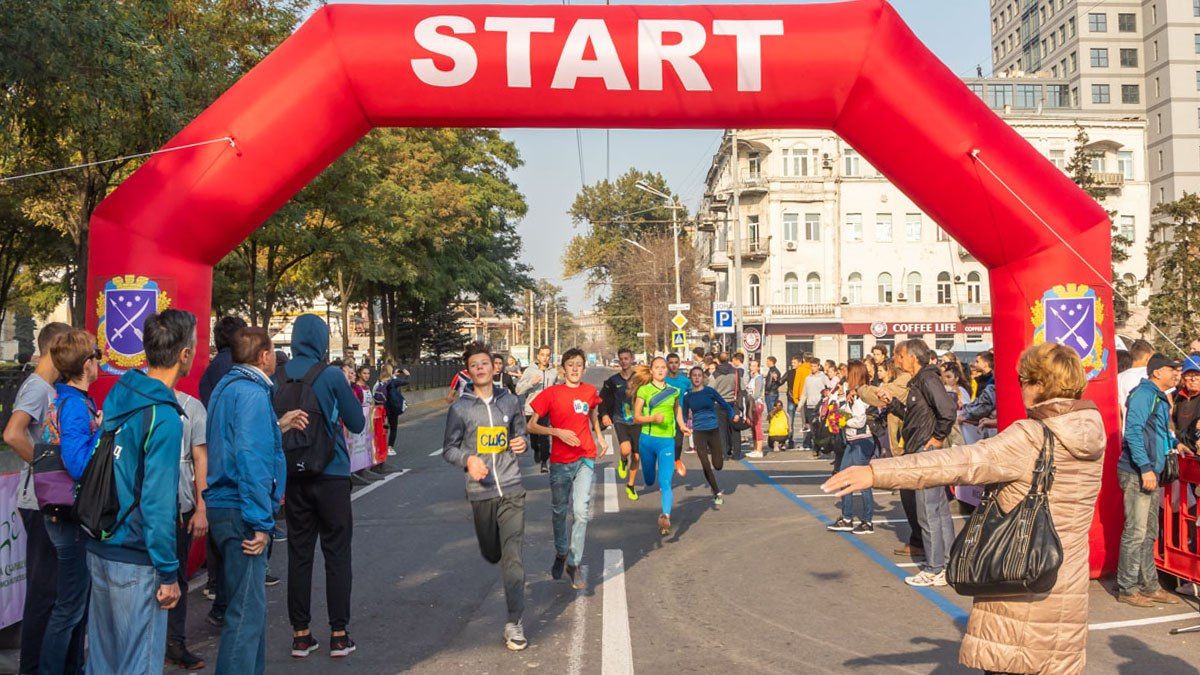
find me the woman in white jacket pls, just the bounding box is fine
[826,360,875,535]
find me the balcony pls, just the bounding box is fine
[700,269,719,286]
[958,302,992,318]
[729,237,770,261]
[1093,172,1125,192]
[707,249,730,271]
[743,303,839,319]
[738,171,769,194]
[957,245,977,261]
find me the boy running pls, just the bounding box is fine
[442,343,531,651]
[527,348,607,590]
[600,348,642,499]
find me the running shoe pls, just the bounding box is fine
[745,450,764,458]
[540,461,549,474]
[826,517,855,532]
[625,485,639,501]
[566,564,585,590]
[165,640,206,671]
[904,570,947,587]
[674,459,687,478]
[617,455,629,480]
[658,514,671,536]
[387,448,397,456]
[504,621,528,651]
[552,554,567,580]
[291,634,319,658]
[713,492,724,506]
[202,586,216,601]
[206,609,225,628]
[330,634,357,658]
[852,522,875,535]
[265,574,281,587]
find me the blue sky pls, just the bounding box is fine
[325,1,991,310]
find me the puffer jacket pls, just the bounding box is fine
[870,398,1105,675]
[858,372,911,455]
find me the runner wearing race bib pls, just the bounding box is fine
[629,357,692,536]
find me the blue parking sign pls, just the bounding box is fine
[714,308,735,334]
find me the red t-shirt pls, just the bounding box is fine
[529,382,602,464]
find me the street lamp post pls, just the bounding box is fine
[634,181,684,307]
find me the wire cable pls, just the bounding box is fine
[0,136,236,183]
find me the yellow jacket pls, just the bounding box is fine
[768,410,789,437]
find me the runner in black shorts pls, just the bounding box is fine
[600,349,642,500]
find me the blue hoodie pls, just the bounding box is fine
[681,385,737,432]
[90,369,184,584]
[284,315,365,477]
[204,365,285,532]
[53,383,100,481]
[1120,378,1175,476]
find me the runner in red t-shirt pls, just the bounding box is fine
[528,347,607,589]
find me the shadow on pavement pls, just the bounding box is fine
[843,636,969,674]
[1109,635,1199,674]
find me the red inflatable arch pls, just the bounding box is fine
[86,1,1119,574]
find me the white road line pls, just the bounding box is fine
[752,459,834,464]
[567,564,589,675]
[1089,612,1200,631]
[602,549,634,675]
[793,493,842,499]
[770,473,834,479]
[896,562,921,568]
[350,469,410,501]
[873,514,969,525]
[188,572,208,593]
[428,448,443,456]
[604,467,619,513]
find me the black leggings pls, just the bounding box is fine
[692,429,725,494]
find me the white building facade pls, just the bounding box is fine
[697,107,1150,364]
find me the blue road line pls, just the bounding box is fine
[741,459,970,627]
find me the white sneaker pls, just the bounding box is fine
[904,570,947,587]
[745,450,764,458]
[387,448,397,456]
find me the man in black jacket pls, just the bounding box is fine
[199,315,248,407]
[878,338,957,588]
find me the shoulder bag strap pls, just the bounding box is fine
[1031,420,1057,496]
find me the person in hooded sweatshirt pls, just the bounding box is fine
[89,309,195,675]
[281,314,366,659]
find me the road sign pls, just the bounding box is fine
[714,308,735,334]
[671,313,688,330]
[742,326,762,352]
[713,301,731,310]
[668,303,691,312]
[671,330,687,348]
[636,332,651,338]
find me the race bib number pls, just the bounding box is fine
[477,426,509,454]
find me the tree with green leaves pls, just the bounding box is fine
[1147,193,1200,351]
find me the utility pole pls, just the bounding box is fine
[729,129,744,352]
[527,289,534,364]
[553,301,559,356]
[671,198,682,306]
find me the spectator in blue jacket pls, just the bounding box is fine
[282,314,366,658]
[1116,353,1183,608]
[89,309,194,674]
[205,327,292,674]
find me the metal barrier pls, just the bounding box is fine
[1156,455,1200,582]
[396,360,461,391]
[0,370,25,433]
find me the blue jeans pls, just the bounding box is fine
[210,508,268,675]
[549,459,595,567]
[639,434,677,516]
[839,438,875,523]
[1116,470,1162,595]
[915,478,956,574]
[86,555,167,675]
[41,518,89,675]
[786,401,798,446]
[765,393,779,416]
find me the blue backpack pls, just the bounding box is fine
[385,378,407,417]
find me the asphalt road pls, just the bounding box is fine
[174,368,1200,674]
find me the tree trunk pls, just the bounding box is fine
[367,283,377,366]
[246,240,258,326]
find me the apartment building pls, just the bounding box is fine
[991,0,1200,202]
[697,104,1149,364]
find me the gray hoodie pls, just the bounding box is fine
[443,384,528,501]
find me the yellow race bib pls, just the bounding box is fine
[477,426,509,454]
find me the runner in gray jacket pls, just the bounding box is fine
[442,343,531,651]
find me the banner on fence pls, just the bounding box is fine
[346,402,381,473]
[0,474,27,629]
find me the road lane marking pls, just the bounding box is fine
[771,473,834,479]
[793,493,842,499]
[605,468,619,513]
[1089,612,1200,631]
[602,549,635,675]
[752,458,834,463]
[567,564,589,675]
[873,515,968,525]
[350,469,410,501]
[429,448,443,456]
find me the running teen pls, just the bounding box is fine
[629,358,692,535]
[600,348,641,500]
[442,343,531,651]
[665,353,691,472]
[680,366,740,505]
[527,348,607,590]
[516,345,557,473]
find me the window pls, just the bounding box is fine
[783,213,799,242]
[1070,52,1077,72]
[1090,48,1108,67]
[781,148,791,176]
[966,271,983,303]
[845,213,863,242]
[747,152,761,178]
[747,215,760,243]
[874,335,895,355]
[1154,41,1160,61]
[1195,33,1200,54]
[1049,149,1066,169]
[1158,150,1164,171]
[1118,13,1136,32]
[936,272,953,305]
[848,335,865,361]
[1160,187,1166,204]
[749,274,761,306]
[1091,156,1104,174]
[1122,85,1140,104]
[877,273,894,303]
[905,213,922,242]
[936,226,950,242]
[1016,84,1040,108]
[805,213,821,241]
[1051,65,1059,78]
[1196,0,1200,18]
[905,272,922,304]
[990,84,1013,108]
[843,149,861,177]
[783,273,800,304]
[847,273,863,304]
[785,147,818,176]
[935,334,956,351]
[1120,215,1136,241]
[968,83,984,100]
[1068,16,1075,36]
[1118,150,1134,179]
[1195,70,1200,91]
[1047,85,1068,107]
[875,214,892,242]
[1088,13,1106,32]
[1120,48,1138,67]
[1091,84,1110,104]
[805,273,822,304]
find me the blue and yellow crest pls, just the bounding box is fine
[1030,283,1107,380]
[95,275,172,375]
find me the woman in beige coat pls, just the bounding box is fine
[824,343,1105,675]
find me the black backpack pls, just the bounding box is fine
[75,408,152,541]
[274,362,335,478]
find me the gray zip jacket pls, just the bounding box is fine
[443,385,528,501]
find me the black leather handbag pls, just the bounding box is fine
[946,421,1063,597]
